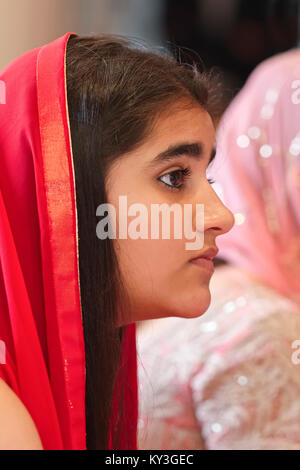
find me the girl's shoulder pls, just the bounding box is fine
[0,378,43,449]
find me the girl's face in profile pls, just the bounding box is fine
[106,99,234,325]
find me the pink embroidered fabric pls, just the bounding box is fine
[137,265,300,450]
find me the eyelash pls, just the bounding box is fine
[158,167,215,191]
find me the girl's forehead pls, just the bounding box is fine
[142,104,215,153]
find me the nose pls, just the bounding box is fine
[202,184,235,237]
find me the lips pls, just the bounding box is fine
[190,247,219,262]
[189,246,219,275]
[190,256,215,274]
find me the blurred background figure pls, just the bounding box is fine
[137,48,300,450]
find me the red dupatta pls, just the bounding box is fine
[0,32,138,450]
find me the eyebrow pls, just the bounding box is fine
[146,142,216,168]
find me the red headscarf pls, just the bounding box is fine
[0,32,138,450]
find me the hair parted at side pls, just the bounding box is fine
[65,32,222,450]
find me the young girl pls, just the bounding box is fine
[0,32,233,449]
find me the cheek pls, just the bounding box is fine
[114,238,171,292]
[113,237,179,317]
[114,236,212,321]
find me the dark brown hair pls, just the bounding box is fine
[66,33,221,449]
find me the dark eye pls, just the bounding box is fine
[158,168,191,191]
[207,177,215,185]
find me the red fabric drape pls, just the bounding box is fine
[0,32,138,450]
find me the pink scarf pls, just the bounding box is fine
[210,49,300,307]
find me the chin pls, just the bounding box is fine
[169,288,212,319]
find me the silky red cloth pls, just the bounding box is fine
[0,32,138,450]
